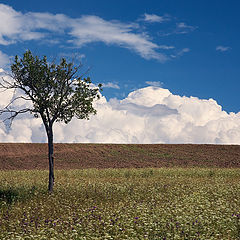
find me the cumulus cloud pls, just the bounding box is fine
[0,70,240,144]
[216,46,231,52]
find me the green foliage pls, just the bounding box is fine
[11,50,101,125]
[0,168,239,239]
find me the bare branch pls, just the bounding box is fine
[0,77,16,90]
[3,95,32,110]
[0,108,31,127]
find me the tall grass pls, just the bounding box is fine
[0,168,240,239]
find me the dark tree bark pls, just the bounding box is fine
[47,125,54,193]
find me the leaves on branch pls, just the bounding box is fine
[0,50,102,129]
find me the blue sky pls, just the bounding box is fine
[0,0,239,113]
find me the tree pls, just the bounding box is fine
[0,50,102,192]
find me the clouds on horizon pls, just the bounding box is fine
[0,4,194,62]
[0,69,240,144]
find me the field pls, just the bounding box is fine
[0,143,240,170]
[0,144,240,239]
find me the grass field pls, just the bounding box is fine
[0,168,240,239]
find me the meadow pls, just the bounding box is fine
[0,168,240,239]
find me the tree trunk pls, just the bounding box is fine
[47,126,54,193]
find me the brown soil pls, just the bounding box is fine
[0,143,239,170]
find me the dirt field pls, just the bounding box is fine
[0,143,239,170]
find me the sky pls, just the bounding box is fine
[0,0,240,144]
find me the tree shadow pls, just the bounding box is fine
[0,188,20,204]
[0,186,37,207]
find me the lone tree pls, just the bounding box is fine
[0,50,102,192]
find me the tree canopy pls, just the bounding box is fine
[3,50,101,125]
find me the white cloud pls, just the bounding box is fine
[0,4,22,45]
[0,4,199,62]
[177,22,194,29]
[178,48,190,54]
[158,45,175,50]
[0,4,200,62]
[0,70,240,144]
[0,4,48,44]
[175,22,196,34]
[145,81,163,87]
[0,4,169,62]
[216,46,231,52]
[158,22,196,37]
[142,13,169,23]
[0,68,15,106]
[69,15,168,62]
[0,51,10,67]
[102,82,120,89]
[171,48,190,58]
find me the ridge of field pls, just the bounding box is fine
[0,143,239,170]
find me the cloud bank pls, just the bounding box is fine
[0,69,240,144]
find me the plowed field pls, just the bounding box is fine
[0,143,239,170]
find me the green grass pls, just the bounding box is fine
[0,168,240,239]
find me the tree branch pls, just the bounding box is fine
[0,108,32,127]
[3,95,32,110]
